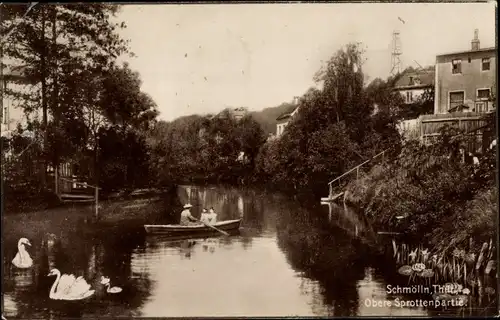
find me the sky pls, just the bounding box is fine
[114,3,496,121]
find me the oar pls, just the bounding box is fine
[195,218,229,236]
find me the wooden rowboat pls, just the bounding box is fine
[144,219,242,235]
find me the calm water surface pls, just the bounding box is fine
[2,185,496,317]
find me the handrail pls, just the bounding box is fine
[59,176,101,190]
[58,176,101,220]
[328,149,388,186]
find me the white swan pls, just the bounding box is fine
[48,269,95,300]
[12,238,33,269]
[100,276,122,293]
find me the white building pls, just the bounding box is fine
[1,66,40,138]
[275,97,300,137]
[393,67,435,105]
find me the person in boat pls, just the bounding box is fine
[179,204,199,226]
[200,208,210,224]
[207,207,217,225]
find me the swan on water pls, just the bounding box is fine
[100,276,122,293]
[48,269,95,300]
[12,238,33,269]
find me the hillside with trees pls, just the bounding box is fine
[250,102,297,135]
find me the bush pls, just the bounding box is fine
[345,124,496,250]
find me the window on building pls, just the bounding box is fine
[452,59,462,74]
[406,91,413,103]
[449,91,465,110]
[475,102,487,113]
[477,88,491,101]
[409,76,414,85]
[482,58,490,71]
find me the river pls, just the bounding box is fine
[2,185,497,317]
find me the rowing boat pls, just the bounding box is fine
[144,219,242,235]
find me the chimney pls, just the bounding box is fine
[471,29,480,51]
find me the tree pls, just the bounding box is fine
[99,62,158,132]
[200,112,241,182]
[2,3,130,186]
[254,43,404,197]
[146,120,178,187]
[364,76,404,116]
[234,115,266,169]
[314,43,367,125]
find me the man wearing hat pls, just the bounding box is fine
[179,204,199,226]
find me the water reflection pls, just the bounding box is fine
[2,213,154,318]
[237,195,244,218]
[275,202,361,316]
[321,201,378,246]
[3,185,463,317]
[356,267,428,316]
[132,235,326,317]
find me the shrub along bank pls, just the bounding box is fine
[344,124,497,255]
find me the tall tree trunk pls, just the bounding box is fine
[0,6,4,130]
[93,138,98,187]
[40,6,48,187]
[51,6,59,195]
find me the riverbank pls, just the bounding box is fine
[2,191,182,245]
[343,156,496,253]
[341,135,497,308]
[2,185,179,215]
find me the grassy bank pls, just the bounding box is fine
[345,131,496,248]
[343,127,497,284]
[342,129,497,310]
[345,162,497,254]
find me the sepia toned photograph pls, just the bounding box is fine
[1,2,498,318]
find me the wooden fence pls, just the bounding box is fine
[399,111,494,153]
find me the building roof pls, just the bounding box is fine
[436,47,496,58]
[214,107,249,121]
[394,68,435,90]
[276,104,298,121]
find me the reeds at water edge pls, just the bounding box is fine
[391,238,497,299]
